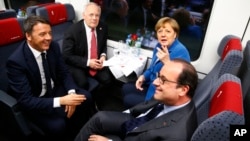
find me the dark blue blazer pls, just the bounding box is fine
[7,41,78,113]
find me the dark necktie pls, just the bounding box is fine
[41,53,52,94]
[122,104,164,133]
[89,29,97,76]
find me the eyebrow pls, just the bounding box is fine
[159,73,178,84]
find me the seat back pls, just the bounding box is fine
[237,40,250,125]
[237,40,250,98]
[209,73,243,116]
[26,2,56,16]
[191,73,245,141]
[35,3,75,50]
[193,35,243,124]
[0,17,45,138]
[0,17,25,91]
[0,9,17,19]
[0,17,31,137]
[191,110,244,141]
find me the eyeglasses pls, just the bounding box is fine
[156,72,178,85]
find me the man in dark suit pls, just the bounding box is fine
[62,2,115,96]
[6,15,94,139]
[74,58,198,141]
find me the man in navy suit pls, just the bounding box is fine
[6,15,94,139]
[62,2,115,98]
[74,58,198,141]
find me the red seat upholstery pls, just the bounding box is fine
[221,38,242,60]
[209,78,243,117]
[44,3,68,25]
[193,35,243,124]
[0,18,24,46]
[34,3,75,49]
[191,73,244,141]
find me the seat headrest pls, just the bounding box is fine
[0,9,17,19]
[217,35,242,60]
[36,3,74,26]
[26,3,57,16]
[209,73,243,117]
[0,18,24,46]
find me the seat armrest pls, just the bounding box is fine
[0,90,32,136]
[0,90,17,107]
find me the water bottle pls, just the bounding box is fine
[17,9,23,18]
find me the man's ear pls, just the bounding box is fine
[25,33,31,41]
[179,85,190,96]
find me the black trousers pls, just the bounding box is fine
[69,66,115,90]
[25,85,95,139]
[74,111,132,141]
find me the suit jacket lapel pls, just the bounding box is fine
[46,49,56,82]
[81,21,88,55]
[130,110,179,134]
[129,101,194,134]
[96,24,104,54]
[23,43,42,88]
[129,99,159,117]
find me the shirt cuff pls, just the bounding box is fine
[68,89,76,94]
[53,97,60,107]
[100,53,106,57]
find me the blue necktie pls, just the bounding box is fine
[41,53,52,95]
[122,104,164,133]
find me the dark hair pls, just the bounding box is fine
[23,15,50,34]
[173,58,198,98]
[172,8,191,29]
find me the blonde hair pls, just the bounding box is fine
[155,17,180,37]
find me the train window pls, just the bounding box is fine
[93,0,214,61]
[4,0,55,13]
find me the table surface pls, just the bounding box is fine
[103,54,147,82]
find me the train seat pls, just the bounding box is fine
[34,3,75,50]
[237,40,250,98]
[26,2,57,16]
[191,73,244,141]
[0,17,45,139]
[237,40,250,125]
[193,34,243,124]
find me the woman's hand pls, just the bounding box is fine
[157,45,170,64]
[135,75,145,91]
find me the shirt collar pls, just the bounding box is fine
[162,100,190,113]
[27,43,45,58]
[83,21,94,33]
